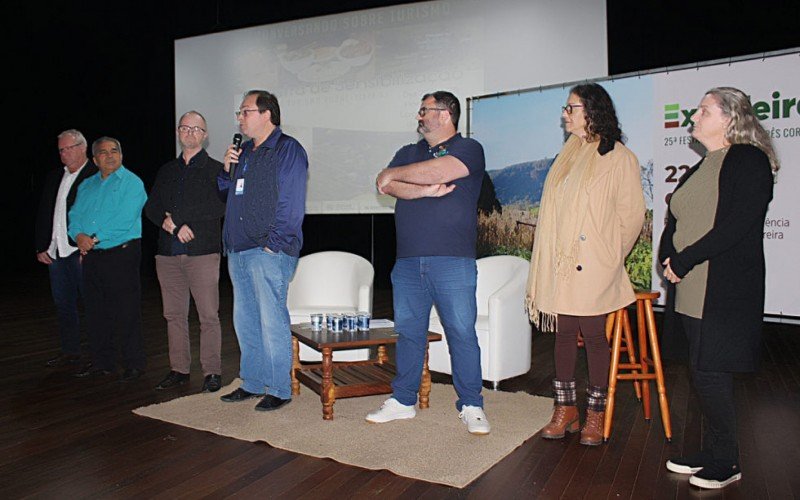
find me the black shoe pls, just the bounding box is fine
[45,354,81,368]
[666,451,712,474]
[74,363,112,378]
[120,368,145,382]
[202,374,222,393]
[220,387,264,402]
[255,394,292,412]
[155,370,190,390]
[689,462,742,489]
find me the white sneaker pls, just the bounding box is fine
[459,405,491,435]
[365,397,416,423]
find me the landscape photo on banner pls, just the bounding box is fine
[471,77,654,291]
[469,50,799,316]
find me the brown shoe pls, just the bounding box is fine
[541,405,579,439]
[580,409,604,446]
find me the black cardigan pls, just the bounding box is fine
[658,144,774,372]
[35,161,98,253]
[144,150,225,256]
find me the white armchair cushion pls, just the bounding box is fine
[287,252,374,362]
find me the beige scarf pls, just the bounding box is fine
[525,135,600,332]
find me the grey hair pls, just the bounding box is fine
[58,129,87,147]
[92,136,123,156]
[706,87,780,175]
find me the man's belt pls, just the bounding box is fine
[93,238,140,253]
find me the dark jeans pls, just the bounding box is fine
[48,251,83,355]
[681,313,738,464]
[82,240,145,371]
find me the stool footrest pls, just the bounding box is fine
[616,373,657,381]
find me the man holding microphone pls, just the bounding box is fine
[216,90,308,412]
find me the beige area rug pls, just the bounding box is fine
[133,380,552,488]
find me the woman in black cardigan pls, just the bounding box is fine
[659,87,779,490]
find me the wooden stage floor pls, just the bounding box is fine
[1,271,798,498]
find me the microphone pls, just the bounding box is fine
[230,133,243,178]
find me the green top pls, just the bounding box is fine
[670,147,728,319]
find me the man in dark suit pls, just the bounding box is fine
[35,129,98,367]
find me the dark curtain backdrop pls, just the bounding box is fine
[7,0,798,287]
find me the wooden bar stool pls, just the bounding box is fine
[577,318,642,400]
[604,290,672,442]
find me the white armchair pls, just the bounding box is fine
[287,251,374,362]
[427,255,532,389]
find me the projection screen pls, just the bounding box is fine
[175,0,607,213]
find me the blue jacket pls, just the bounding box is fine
[218,127,308,257]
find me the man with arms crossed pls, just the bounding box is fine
[217,90,308,412]
[36,129,97,367]
[368,91,490,434]
[145,111,225,393]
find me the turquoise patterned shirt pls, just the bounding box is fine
[68,166,147,249]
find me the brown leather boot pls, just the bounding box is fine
[580,409,604,446]
[541,405,579,439]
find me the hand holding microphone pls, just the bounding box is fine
[225,133,243,174]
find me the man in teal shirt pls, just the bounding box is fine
[68,137,148,381]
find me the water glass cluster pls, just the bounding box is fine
[310,312,371,333]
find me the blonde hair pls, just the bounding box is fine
[706,87,780,175]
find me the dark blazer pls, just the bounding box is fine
[659,144,774,372]
[144,149,225,256]
[35,161,99,253]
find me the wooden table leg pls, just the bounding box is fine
[291,337,301,396]
[419,342,432,409]
[321,347,335,420]
[377,345,388,364]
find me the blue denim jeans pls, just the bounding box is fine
[228,247,297,399]
[391,256,483,410]
[48,251,83,355]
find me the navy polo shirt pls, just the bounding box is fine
[388,133,485,258]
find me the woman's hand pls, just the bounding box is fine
[662,257,681,284]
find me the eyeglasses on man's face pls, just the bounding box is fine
[417,107,447,117]
[235,108,261,118]
[178,125,206,134]
[58,143,83,154]
[561,104,584,115]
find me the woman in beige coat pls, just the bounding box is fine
[526,83,645,445]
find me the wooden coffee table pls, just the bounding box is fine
[290,324,442,420]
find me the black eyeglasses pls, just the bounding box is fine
[178,125,206,134]
[417,107,447,117]
[562,104,584,115]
